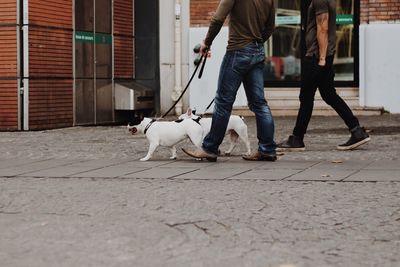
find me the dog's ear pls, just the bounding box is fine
[192,109,196,115]
[186,108,192,116]
[130,116,142,126]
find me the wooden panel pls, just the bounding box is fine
[0,26,17,78]
[29,79,73,130]
[0,0,17,25]
[0,79,18,130]
[114,0,134,36]
[29,27,73,78]
[114,36,134,79]
[29,0,72,28]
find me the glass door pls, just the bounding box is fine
[264,0,302,85]
[264,0,359,87]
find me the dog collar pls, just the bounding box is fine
[144,119,157,134]
[192,117,201,125]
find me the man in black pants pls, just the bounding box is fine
[278,0,370,151]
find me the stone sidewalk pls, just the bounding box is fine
[1,114,400,267]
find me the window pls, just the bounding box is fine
[264,0,359,87]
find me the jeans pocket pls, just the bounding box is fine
[232,52,252,74]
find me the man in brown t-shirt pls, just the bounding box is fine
[182,0,277,162]
[278,0,370,151]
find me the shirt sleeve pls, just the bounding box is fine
[313,0,329,16]
[204,0,235,47]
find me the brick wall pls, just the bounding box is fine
[114,0,135,79]
[28,0,73,130]
[361,0,400,24]
[190,0,400,26]
[0,0,18,130]
[190,0,219,27]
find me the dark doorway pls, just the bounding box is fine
[134,0,160,115]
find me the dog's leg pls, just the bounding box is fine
[187,130,203,148]
[169,146,177,160]
[237,127,251,156]
[225,130,239,156]
[140,142,158,161]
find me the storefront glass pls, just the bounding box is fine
[264,0,357,85]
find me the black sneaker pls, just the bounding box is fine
[277,135,305,152]
[337,126,371,151]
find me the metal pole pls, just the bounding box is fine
[172,0,183,115]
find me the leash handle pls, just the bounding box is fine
[198,49,208,79]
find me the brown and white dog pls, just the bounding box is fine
[128,117,203,161]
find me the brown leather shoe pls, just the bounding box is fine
[182,148,217,162]
[242,151,277,161]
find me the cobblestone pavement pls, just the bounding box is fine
[0,114,400,267]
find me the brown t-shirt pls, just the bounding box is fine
[305,0,336,57]
[204,0,275,51]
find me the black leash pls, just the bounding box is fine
[161,50,208,119]
[202,98,215,115]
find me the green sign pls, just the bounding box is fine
[336,14,353,25]
[275,14,353,26]
[95,33,112,45]
[75,31,94,43]
[276,16,300,25]
[75,31,112,44]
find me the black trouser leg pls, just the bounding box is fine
[318,56,360,130]
[293,57,318,138]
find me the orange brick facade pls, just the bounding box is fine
[0,0,136,130]
[360,0,400,23]
[190,0,400,26]
[0,1,18,130]
[28,0,74,130]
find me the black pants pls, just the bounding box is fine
[293,56,360,138]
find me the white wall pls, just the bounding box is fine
[188,27,247,114]
[360,24,400,113]
[159,0,190,114]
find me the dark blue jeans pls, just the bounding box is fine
[202,42,276,155]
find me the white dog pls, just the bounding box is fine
[127,117,203,161]
[179,108,251,156]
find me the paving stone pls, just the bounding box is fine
[364,159,400,170]
[285,168,357,181]
[0,115,399,267]
[344,170,400,182]
[255,159,321,170]
[70,165,149,178]
[162,160,217,169]
[19,165,101,178]
[173,167,251,180]
[228,169,299,180]
[122,167,199,179]
[0,159,79,177]
[312,159,374,170]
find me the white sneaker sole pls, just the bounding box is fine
[337,137,371,151]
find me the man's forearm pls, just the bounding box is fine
[316,12,329,65]
[204,0,234,47]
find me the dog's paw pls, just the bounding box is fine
[224,151,231,156]
[140,157,149,161]
[169,156,177,160]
